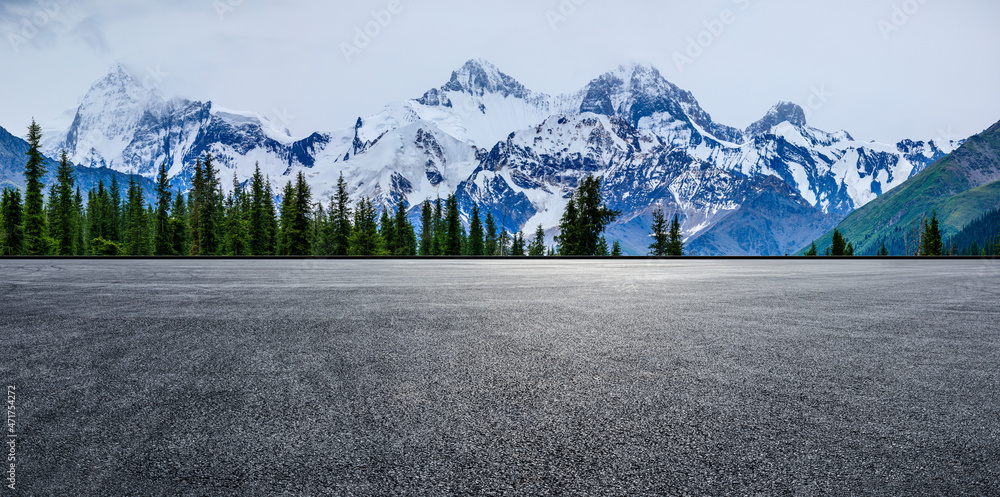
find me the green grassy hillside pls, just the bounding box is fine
[800,120,1000,255]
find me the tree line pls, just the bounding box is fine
[803,210,995,257]
[3,121,668,257]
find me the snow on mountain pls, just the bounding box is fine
[36,60,963,254]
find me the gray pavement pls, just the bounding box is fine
[1,259,999,495]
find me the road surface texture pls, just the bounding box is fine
[2,259,999,495]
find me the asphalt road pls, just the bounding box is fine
[2,259,999,496]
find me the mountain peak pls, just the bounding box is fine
[94,63,140,91]
[441,59,530,99]
[747,101,807,136]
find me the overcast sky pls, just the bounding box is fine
[1,0,998,143]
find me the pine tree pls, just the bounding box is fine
[611,240,622,257]
[528,224,546,256]
[248,165,273,255]
[596,235,609,257]
[667,214,684,256]
[0,188,24,255]
[349,197,382,256]
[331,173,352,256]
[484,210,498,256]
[420,200,433,256]
[468,204,485,256]
[281,171,312,256]
[50,151,77,255]
[109,175,122,244]
[123,174,149,255]
[394,200,417,256]
[170,191,189,256]
[648,209,669,256]
[557,198,579,256]
[831,229,847,256]
[805,242,818,256]
[510,230,526,256]
[86,182,112,252]
[379,208,396,255]
[22,120,49,255]
[277,180,295,255]
[225,173,249,256]
[432,197,444,255]
[921,211,943,256]
[845,242,855,257]
[557,176,620,256]
[311,202,327,255]
[444,195,462,256]
[73,187,85,255]
[188,160,204,255]
[879,242,889,257]
[199,154,223,255]
[153,163,172,255]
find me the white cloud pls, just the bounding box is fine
[1,0,998,144]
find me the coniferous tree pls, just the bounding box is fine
[153,163,172,255]
[420,200,433,256]
[0,188,24,255]
[528,224,546,256]
[611,240,622,257]
[330,173,353,256]
[379,208,396,255]
[169,191,189,256]
[22,120,49,255]
[484,210,498,256]
[510,231,526,256]
[394,200,417,256]
[432,197,445,255]
[879,242,889,257]
[189,160,204,255]
[109,175,122,244]
[277,180,295,255]
[50,151,77,255]
[281,171,312,256]
[468,204,485,256]
[200,154,223,255]
[311,202,327,255]
[573,176,620,256]
[225,173,250,256]
[596,235,609,257]
[73,187,85,255]
[648,209,669,256]
[845,242,855,257]
[497,229,511,257]
[557,198,579,256]
[349,197,382,256]
[123,174,149,255]
[247,165,273,255]
[831,229,847,256]
[444,195,462,256]
[920,211,943,256]
[667,214,684,257]
[805,242,818,256]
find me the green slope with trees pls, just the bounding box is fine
[801,119,1000,255]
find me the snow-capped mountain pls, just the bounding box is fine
[38,60,963,255]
